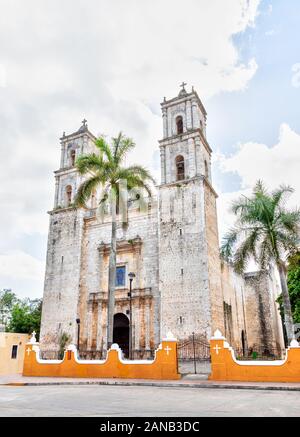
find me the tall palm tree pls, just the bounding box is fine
[75,132,155,349]
[220,180,300,343]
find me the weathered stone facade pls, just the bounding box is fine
[40,87,285,357]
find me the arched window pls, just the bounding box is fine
[176,155,185,181]
[176,116,183,135]
[70,150,76,167]
[66,185,72,206]
[204,160,209,178]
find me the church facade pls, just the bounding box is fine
[40,86,285,358]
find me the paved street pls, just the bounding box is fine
[0,385,300,417]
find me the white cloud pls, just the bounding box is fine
[0,0,261,237]
[0,65,6,87]
[291,63,300,88]
[265,29,275,36]
[0,0,261,296]
[0,251,44,282]
[215,124,300,239]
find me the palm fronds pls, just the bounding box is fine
[221,180,300,274]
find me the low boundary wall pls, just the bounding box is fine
[23,333,181,380]
[209,330,300,383]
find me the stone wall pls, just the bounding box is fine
[77,199,160,352]
[159,177,212,342]
[40,208,84,352]
[203,179,225,335]
[243,271,284,353]
[221,262,285,354]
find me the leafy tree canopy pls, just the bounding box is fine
[7,298,42,339]
[0,289,18,327]
[287,253,300,323]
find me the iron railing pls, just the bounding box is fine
[233,347,286,361]
[79,349,156,361]
[39,348,155,361]
[40,350,60,360]
[177,336,211,361]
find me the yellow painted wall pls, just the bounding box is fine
[23,340,181,380]
[209,334,300,383]
[0,333,30,375]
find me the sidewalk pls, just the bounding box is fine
[2,373,300,391]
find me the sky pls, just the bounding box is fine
[0,0,299,299]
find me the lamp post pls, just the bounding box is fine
[76,318,80,353]
[128,272,135,360]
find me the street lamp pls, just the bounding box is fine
[76,318,80,352]
[128,272,136,360]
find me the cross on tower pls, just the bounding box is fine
[180,81,187,91]
[82,118,87,127]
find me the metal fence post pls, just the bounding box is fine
[192,332,197,374]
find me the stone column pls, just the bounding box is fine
[86,301,93,350]
[54,176,59,207]
[162,108,168,138]
[188,138,196,178]
[186,99,193,130]
[96,301,103,350]
[145,301,150,350]
[192,100,199,129]
[165,146,171,184]
[167,107,172,138]
[134,298,140,350]
[195,138,202,176]
[160,146,166,185]
[60,141,65,168]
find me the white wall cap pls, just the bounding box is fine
[66,344,77,352]
[289,339,300,348]
[163,331,177,342]
[211,329,226,340]
[29,331,37,344]
[110,343,122,351]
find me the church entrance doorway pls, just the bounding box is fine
[113,313,129,358]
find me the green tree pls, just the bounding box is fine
[75,132,155,348]
[287,252,300,323]
[58,332,72,360]
[7,298,42,339]
[0,289,17,328]
[221,181,300,343]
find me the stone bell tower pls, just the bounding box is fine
[40,120,98,353]
[158,84,224,342]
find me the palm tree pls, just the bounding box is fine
[220,180,300,343]
[75,132,155,349]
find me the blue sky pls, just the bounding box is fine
[209,0,300,191]
[0,0,299,299]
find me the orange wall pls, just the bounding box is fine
[23,341,181,380]
[209,335,300,383]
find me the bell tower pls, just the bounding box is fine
[158,84,224,342]
[53,119,96,210]
[159,82,211,186]
[40,120,98,353]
